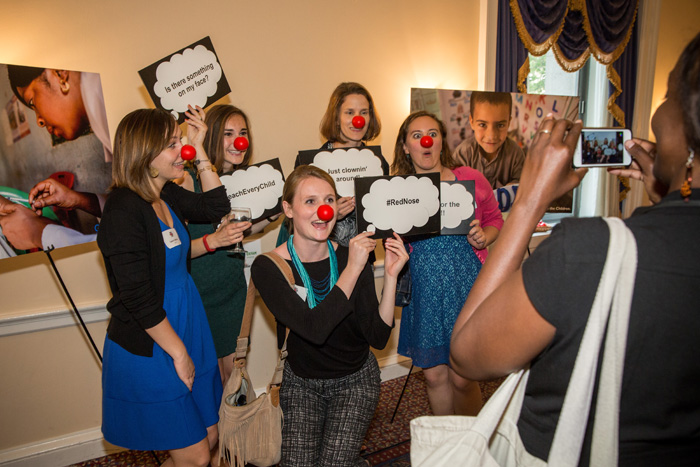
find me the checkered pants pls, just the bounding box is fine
[279,353,380,467]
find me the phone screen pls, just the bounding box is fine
[575,129,631,167]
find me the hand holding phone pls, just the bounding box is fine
[573,128,632,168]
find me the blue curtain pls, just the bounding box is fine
[495,0,528,93]
[495,0,638,128]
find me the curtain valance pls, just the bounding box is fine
[508,0,638,126]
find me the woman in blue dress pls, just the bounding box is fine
[97,109,231,466]
[391,111,503,416]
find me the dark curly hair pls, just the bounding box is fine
[678,32,700,154]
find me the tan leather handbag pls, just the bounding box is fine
[217,252,293,467]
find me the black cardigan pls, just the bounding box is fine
[97,183,229,356]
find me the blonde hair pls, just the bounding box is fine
[111,108,176,202]
[282,165,338,234]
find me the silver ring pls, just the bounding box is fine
[541,129,551,134]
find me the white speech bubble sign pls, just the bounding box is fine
[440,182,475,229]
[311,148,384,197]
[360,176,440,234]
[220,164,284,219]
[153,45,223,121]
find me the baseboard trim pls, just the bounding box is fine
[377,353,414,381]
[0,359,417,466]
[0,428,123,467]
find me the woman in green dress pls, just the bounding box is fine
[182,104,278,383]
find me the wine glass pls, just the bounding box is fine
[227,207,252,254]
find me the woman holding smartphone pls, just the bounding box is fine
[451,32,700,465]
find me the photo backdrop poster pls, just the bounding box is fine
[219,158,285,222]
[411,89,579,215]
[411,88,579,154]
[355,173,440,239]
[139,36,231,124]
[0,63,112,259]
[297,146,385,197]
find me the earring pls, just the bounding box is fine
[59,80,70,94]
[149,166,159,178]
[405,153,410,159]
[681,148,694,201]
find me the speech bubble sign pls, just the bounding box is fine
[139,37,231,123]
[441,180,475,235]
[297,146,386,197]
[355,174,440,238]
[219,158,285,221]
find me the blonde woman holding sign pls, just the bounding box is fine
[252,165,408,467]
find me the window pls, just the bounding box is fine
[527,50,615,219]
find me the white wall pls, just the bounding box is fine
[0,0,482,464]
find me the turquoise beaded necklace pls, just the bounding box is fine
[287,235,338,308]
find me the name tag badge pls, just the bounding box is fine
[162,228,181,249]
[295,285,308,302]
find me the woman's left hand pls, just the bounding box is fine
[383,233,409,278]
[184,105,208,149]
[467,219,487,250]
[336,196,355,220]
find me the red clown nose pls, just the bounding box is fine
[420,136,434,148]
[352,115,366,129]
[181,144,196,161]
[233,137,249,151]
[317,204,334,222]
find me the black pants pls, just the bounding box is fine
[279,353,380,467]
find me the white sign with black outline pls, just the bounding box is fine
[219,158,284,222]
[355,173,441,238]
[297,146,386,197]
[441,180,475,235]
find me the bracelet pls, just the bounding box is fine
[197,165,217,175]
[193,159,210,166]
[202,234,215,252]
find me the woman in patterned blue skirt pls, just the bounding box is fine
[391,111,503,416]
[97,109,232,465]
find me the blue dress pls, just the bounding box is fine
[102,206,223,451]
[397,235,481,368]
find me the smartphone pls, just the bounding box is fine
[573,128,632,168]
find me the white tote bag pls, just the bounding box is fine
[411,217,638,467]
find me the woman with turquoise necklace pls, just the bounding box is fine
[251,164,408,467]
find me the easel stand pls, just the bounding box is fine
[391,364,414,423]
[44,247,102,362]
[43,247,161,465]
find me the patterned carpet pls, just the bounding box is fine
[362,371,505,466]
[70,370,504,466]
